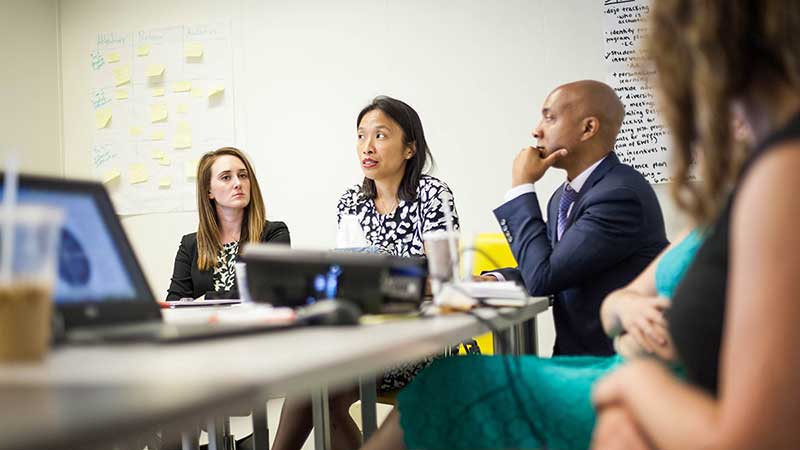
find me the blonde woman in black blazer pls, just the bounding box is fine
[166,147,289,301]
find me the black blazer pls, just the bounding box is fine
[166,221,290,301]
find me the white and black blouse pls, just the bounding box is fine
[336,175,460,256]
[336,175,460,392]
[212,241,239,292]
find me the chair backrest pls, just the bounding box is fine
[471,233,517,275]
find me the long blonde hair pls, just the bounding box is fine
[647,0,800,224]
[195,147,266,271]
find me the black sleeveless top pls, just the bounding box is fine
[668,112,800,394]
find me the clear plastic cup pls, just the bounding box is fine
[234,261,251,303]
[0,205,63,363]
[423,230,459,295]
[336,214,370,249]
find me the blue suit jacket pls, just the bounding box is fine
[494,153,668,356]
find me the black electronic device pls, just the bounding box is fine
[241,244,427,314]
[296,299,362,326]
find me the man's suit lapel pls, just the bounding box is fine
[563,152,620,230]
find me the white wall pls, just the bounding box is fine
[0,0,62,175]
[56,0,688,353]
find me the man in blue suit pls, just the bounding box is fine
[486,80,668,356]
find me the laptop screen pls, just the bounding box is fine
[18,189,137,303]
[0,177,147,306]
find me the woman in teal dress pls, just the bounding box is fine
[361,229,704,450]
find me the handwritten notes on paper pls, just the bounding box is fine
[604,0,672,184]
[91,22,235,214]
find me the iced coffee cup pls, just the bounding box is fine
[0,205,62,363]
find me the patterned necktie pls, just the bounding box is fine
[557,183,578,241]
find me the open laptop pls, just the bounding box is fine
[0,174,295,343]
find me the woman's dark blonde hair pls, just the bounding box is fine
[195,147,266,271]
[647,0,800,224]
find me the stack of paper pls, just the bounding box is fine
[456,281,527,300]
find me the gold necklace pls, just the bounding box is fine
[377,196,398,214]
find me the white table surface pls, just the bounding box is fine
[0,298,549,398]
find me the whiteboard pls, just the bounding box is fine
[603,0,672,183]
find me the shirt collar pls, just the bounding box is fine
[567,155,607,193]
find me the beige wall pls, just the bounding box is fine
[0,0,62,175]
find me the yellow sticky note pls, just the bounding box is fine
[146,64,165,77]
[176,120,191,132]
[191,86,205,98]
[150,129,165,141]
[114,89,129,100]
[150,103,168,123]
[176,104,188,114]
[151,87,165,97]
[102,169,121,184]
[172,81,192,92]
[186,160,199,180]
[158,177,172,188]
[185,43,203,58]
[106,52,120,63]
[136,45,150,56]
[112,65,131,86]
[207,84,225,97]
[95,108,112,129]
[129,126,143,136]
[158,156,171,166]
[129,164,148,184]
[151,150,165,160]
[174,133,192,149]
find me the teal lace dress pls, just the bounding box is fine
[397,231,703,450]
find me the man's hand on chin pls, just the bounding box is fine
[512,146,568,187]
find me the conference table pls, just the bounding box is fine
[0,297,549,450]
